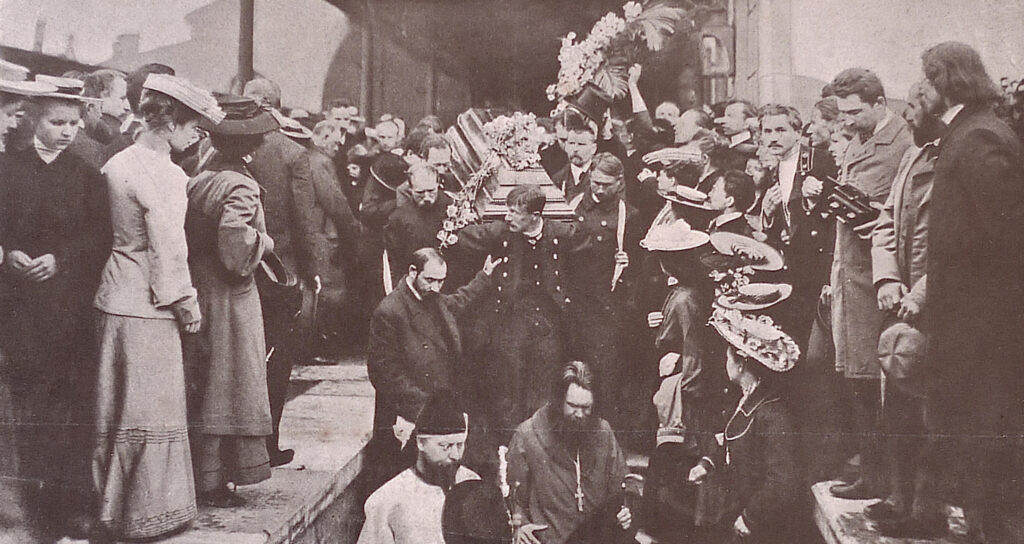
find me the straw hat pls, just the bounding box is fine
[709,307,800,372]
[142,73,224,124]
[640,218,710,252]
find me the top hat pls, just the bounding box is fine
[203,94,279,135]
[565,82,612,126]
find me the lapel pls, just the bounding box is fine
[725,385,780,442]
[845,111,902,170]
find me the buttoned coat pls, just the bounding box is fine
[832,113,913,378]
[871,143,935,311]
[924,105,1024,508]
[366,270,494,432]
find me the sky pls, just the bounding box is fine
[0,0,214,63]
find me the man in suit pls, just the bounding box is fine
[828,68,913,500]
[103,63,175,161]
[81,69,129,145]
[919,42,1024,543]
[384,163,452,277]
[366,248,499,485]
[707,170,757,236]
[551,113,598,205]
[759,104,837,346]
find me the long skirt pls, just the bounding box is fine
[93,312,196,540]
[193,435,271,494]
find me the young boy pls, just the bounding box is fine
[706,170,756,237]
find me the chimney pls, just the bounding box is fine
[63,33,77,61]
[33,18,47,52]
[112,33,141,61]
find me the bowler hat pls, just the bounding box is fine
[203,94,279,135]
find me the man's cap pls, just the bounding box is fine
[878,320,928,398]
[416,390,467,436]
[143,73,224,124]
[202,94,278,135]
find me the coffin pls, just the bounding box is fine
[446,108,575,221]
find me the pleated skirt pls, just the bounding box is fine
[93,312,196,540]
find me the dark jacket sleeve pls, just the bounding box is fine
[366,307,428,422]
[58,162,112,279]
[741,404,800,532]
[452,221,505,253]
[359,181,397,232]
[311,156,361,247]
[441,269,494,316]
[287,152,323,279]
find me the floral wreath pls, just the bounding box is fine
[547,1,685,105]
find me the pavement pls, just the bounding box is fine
[41,358,374,544]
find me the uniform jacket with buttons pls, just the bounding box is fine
[454,219,590,317]
[366,270,494,430]
[569,189,642,311]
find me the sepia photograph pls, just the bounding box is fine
[0,0,1022,542]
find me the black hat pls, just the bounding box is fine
[442,479,511,544]
[566,82,611,126]
[202,94,279,135]
[416,390,466,437]
[370,152,409,192]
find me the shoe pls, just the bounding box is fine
[864,500,904,522]
[201,488,247,508]
[270,448,295,467]
[830,478,885,500]
[876,515,948,539]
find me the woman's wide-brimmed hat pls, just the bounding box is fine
[203,94,279,135]
[0,79,58,100]
[643,145,706,168]
[709,231,785,272]
[716,283,793,312]
[659,184,714,210]
[641,218,710,252]
[269,109,312,140]
[370,152,409,192]
[31,74,100,104]
[709,307,799,372]
[143,73,224,124]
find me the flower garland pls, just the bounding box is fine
[709,265,755,298]
[437,153,502,248]
[482,112,542,171]
[546,1,683,104]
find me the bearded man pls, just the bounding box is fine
[358,391,481,544]
[551,114,598,204]
[384,163,453,275]
[507,361,632,544]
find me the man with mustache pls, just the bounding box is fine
[551,113,598,205]
[507,361,631,544]
[827,68,913,501]
[358,390,480,544]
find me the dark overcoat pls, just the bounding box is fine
[924,104,1024,508]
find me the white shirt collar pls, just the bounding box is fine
[941,104,965,126]
[33,137,62,164]
[405,275,423,301]
[119,113,139,134]
[522,220,544,242]
[570,162,591,185]
[712,211,743,228]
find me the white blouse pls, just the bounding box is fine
[94,143,197,319]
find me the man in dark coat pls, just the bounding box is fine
[551,114,598,205]
[366,248,498,485]
[567,153,641,436]
[383,162,452,276]
[247,126,315,466]
[919,42,1024,543]
[453,186,593,447]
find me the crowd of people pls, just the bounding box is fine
[0,37,1020,544]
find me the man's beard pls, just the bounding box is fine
[911,113,947,147]
[554,412,595,451]
[419,459,460,489]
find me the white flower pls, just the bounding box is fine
[623,1,642,20]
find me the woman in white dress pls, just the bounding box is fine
[92,74,223,541]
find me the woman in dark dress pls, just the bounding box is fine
[0,86,111,539]
[687,308,802,544]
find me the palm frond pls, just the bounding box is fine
[592,63,630,100]
[629,3,687,51]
